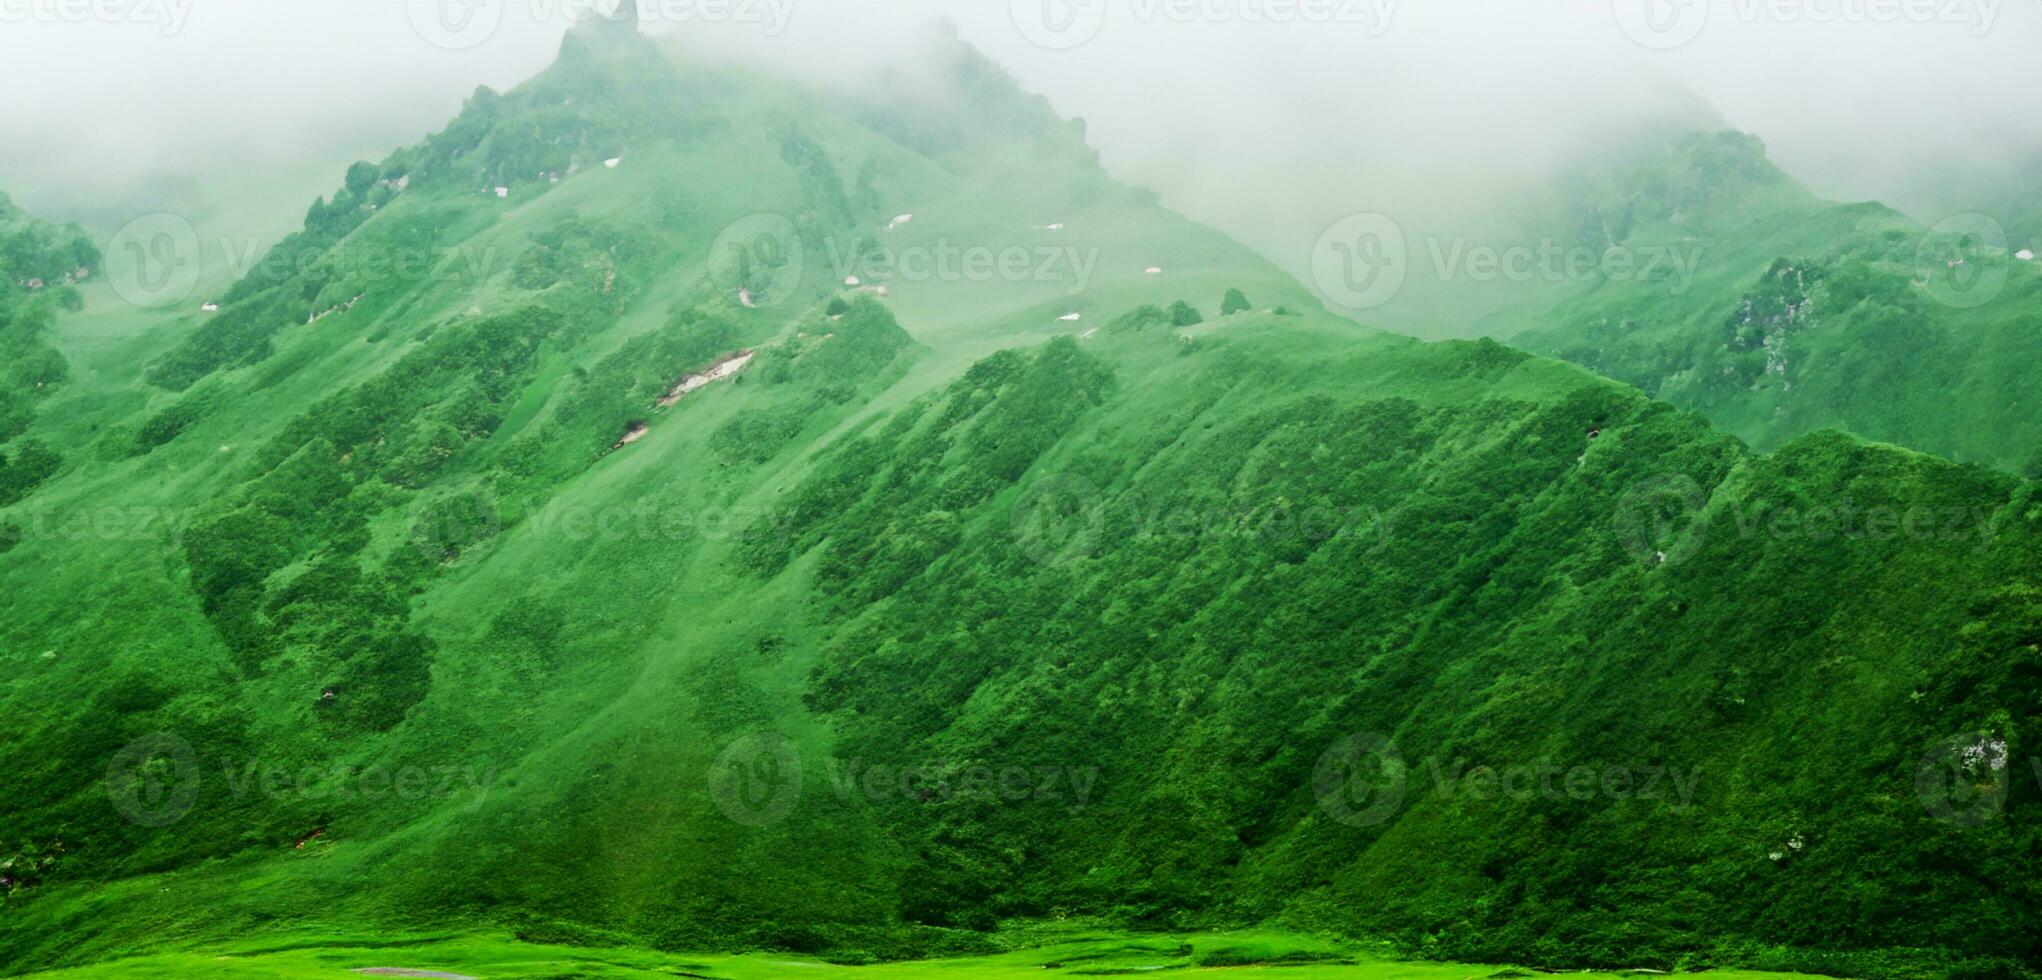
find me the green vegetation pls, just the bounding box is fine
[1493,131,2042,471]
[7,930,1847,979]
[0,196,97,506]
[1,22,2038,980]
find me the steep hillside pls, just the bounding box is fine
[0,196,99,510]
[1497,131,2042,473]
[1,24,2038,980]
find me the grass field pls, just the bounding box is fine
[15,930,1834,980]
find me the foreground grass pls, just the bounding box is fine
[14,931,1836,980]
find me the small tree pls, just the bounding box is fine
[345,161,380,200]
[1168,300,1203,327]
[1221,287,1252,316]
[67,233,101,273]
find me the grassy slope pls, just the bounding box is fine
[0,29,2037,980]
[1486,132,2042,472]
[14,930,1837,980]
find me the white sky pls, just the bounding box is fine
[3,0,2037,245]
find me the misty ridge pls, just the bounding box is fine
[5,0,2042,316]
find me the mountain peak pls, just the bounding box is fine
[1548,128,1815,247]
[562,0,643,55]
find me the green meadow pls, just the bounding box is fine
[17,930,1837,980]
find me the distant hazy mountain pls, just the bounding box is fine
[1498,131,2042,474]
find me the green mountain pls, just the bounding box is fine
[2,24,2038,980]
[1493,131,2042,473]
[0,195,98,508]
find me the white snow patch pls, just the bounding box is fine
[1144,266,1163,275]
[658,350,757,408]
[1057,313,1082,322]
[886,214,914,231]
[612,422,651,450]
[604,157,622,169]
